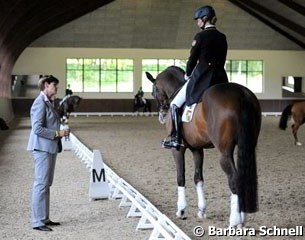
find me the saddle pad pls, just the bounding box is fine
[182,103,197,122]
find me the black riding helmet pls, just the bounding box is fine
[194,5,215,21]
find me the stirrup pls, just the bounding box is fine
[161,136,171,149]
[161,136,182,150]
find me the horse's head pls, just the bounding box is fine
[70,96,82,109]
[146,66,185,124]
[58,95,82,121]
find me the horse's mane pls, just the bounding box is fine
[57,95,82,117]
[157,66,185,86]
[166,66,185,77]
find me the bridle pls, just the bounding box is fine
[152,82,183,123]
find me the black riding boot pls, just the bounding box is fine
[162,104,182,150]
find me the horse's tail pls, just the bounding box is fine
[236,93,261,213]
[279,104,292,130]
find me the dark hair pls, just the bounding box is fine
[38,75,59,90]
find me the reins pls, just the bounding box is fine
[154,83,184,124]
[167,84,184,103]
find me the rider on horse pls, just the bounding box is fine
[59,84,73,106]
[135,86,146,105]
[162,5,228,150]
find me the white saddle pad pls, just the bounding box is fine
[182,103,197,122]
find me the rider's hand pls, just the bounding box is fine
[184,74,191,81]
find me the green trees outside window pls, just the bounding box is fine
[141,59,187,92]
[66,58,134,92]
[225,60,263,93]
[66,58,263,94]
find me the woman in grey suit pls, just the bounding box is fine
[27,75,70,231]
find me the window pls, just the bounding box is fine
[225,60,263,93]
[141,59,187,92]
[66,58,83,92]
[66,58,134,92]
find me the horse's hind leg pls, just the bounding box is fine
[219,150,246,227]
[230,193,246,228]
[173,148,188,219]
[291,115,302,145]
[192,149,207,219]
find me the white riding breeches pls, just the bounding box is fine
[170,80,189,108]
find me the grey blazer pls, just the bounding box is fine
[27,92,61,154]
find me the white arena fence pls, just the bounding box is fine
[70,111,281,117]
[69,133,191,240]
[70,112,159,117]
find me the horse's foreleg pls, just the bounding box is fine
[173,149,187,219]
[192,149,206,219]
[196,181,206,219]
[177,186,187,219]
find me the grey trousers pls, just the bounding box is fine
[31,150,57,228]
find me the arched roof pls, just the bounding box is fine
[0,0,114,97]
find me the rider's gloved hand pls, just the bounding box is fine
[184,74,191,81]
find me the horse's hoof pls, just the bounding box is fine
[197,212,207,219]
[176,215,187,220]
[237,223,243,229]
[295,142,302,146]
[229,223,244,228]
[197,208,207,219]
[176,209,187,220]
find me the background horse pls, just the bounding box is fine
[146,66,261,227]
[279,101,305,146]
[133,94,152,113]
[56,95,82,123]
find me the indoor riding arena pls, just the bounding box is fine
[1,1,305,240]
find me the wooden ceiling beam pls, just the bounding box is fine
[228,0,305,49]
[1,0,115,60]
[278,0,305,17]
[233,0,305,36]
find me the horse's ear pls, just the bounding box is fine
[145,72,155,83]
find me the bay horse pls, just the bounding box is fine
[133,94,152,113]
[279,101,305,146]
[146,66,261,227]
[56,95,82,123]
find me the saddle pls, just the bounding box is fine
[181,103,197,122]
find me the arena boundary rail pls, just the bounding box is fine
[70,112,281,117]
[69,133,191,240]
[70,112,158,117]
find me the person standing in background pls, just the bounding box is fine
[27,75,70,231]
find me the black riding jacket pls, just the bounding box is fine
[66,89,73,95]
[186,26,228,106]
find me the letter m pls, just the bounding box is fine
[92,168,106,182]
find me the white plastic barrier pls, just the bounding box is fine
[70,112,158,117]
[70,111,281,118]
[69,133,191,240]
[262,112,281,117]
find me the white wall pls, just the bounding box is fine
[13,47,305,100]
